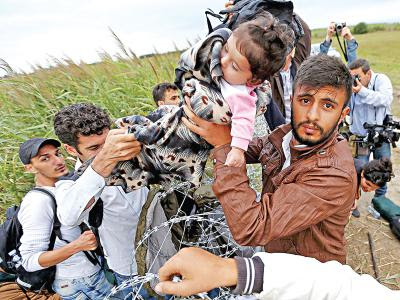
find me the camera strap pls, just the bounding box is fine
[335,31,348,62]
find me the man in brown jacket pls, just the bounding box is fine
[182,54,357,264]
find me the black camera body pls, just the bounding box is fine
[363,115,400,149]
[352,74,361,87]
[335,22,346,32]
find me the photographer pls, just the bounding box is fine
[349,58,393,198]
[320,22,358,64]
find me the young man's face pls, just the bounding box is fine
[65,128,109,162]
[159,89,180,106]
[27,144,68,181]
[350,67,371,88]
[291,85,350,146]
[360,171,380,192]
[220,34,253,85]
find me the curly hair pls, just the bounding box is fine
[54,103,111,148]
[233,11,295,82]
[363,158,394,187]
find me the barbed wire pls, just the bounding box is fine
[105,140,266,299]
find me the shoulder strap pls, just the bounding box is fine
[29,188,101,267]
[371,75,386,123]
[30,188,60,250]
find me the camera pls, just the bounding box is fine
[335,22,346,32]
[383,114,400,129]
[363,115,400,149]
[352,74,360,87]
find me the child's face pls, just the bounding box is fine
[220,34,253,85]
[360,172,380,192]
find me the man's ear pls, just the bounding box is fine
[64,144,79,157]
[24,164,37,174]
[158,100,165,106]
[339,106,350,124]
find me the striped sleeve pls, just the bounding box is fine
[232,256,264,295]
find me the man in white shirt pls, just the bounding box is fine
[349,58,393,197]
[155,247,399,300]
[53,103,150,299]
[16,138,113,299]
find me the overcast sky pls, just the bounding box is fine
[1,0,399,76]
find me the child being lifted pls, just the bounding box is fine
[206,12,294,166]
[79,12,294,192]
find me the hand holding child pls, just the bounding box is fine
[225,147,245,167]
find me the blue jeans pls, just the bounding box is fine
[114,272,173,300]
[356,142,391,197]
[52,269,114,300]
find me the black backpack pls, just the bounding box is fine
[0,188,101,292]
[205,0,304,44]
[0,188,60,292]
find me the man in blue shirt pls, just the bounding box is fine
[320,22,358,65]
[349,58,393,197]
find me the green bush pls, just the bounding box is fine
[368,24,386,32]
[353,22,368,34]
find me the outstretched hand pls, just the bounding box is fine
[181,96,232,148]
[155,247,237,297]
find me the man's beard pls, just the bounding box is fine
[291,111,339,147]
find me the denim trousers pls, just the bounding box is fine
[113,272,162,300]
[356,142,391,197]
[52,269,114,300]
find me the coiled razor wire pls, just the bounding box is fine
[105,162,263,299]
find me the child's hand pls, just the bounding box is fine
[225,147,245,167]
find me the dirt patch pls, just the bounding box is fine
[345,146,400,290]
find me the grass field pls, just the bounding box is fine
[0,24,399,288]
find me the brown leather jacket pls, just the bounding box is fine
[211,124,357,263]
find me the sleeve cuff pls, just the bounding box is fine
[346,39,358,49]
[231,137,250,151]
[322,39,332,47]
[358,86,369,98]
[232,256,264,295]
[80,165,106,193]
[24,251,46,272]
[210,144,231,165]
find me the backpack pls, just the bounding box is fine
[0,188,60,292]
[205,0,305,44]
[0,188,101,292]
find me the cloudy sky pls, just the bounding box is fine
[1,0,399,76]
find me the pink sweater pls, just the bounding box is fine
[220,79,258,151]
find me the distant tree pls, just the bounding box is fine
[353,22,368,34]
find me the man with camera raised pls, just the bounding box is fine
[349,58,393,198]
[320,22,358,64]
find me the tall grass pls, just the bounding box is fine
[0,35,181,217]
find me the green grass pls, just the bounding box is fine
[0,50,180,218]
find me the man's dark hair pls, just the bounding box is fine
[363,158,393,187]
[152,82,178,105]
[54,103,111,148]
[293,54,353,107]
[233,11,295,82]
[348,58,370,74]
